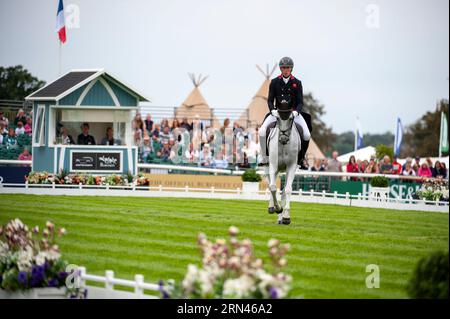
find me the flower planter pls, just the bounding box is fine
[242,182,260,195]
[0,287,67,299]
[370,187,390,201]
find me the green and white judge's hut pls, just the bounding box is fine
[25,69,149,175]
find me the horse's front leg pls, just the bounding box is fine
[268,169,282,215]
[281,163,297,225]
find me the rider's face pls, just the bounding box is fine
[280,67,292,77]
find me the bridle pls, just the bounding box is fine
[276,114,293,145]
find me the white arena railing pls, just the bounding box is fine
[78,267,161,299]
[0,182,448,213]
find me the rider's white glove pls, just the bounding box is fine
[271,109,279,117]
[292,111,299,117]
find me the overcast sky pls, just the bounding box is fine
[0,0,448,133]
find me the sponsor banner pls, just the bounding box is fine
[331,180,421,199]
[143,174,277,190]
[0,166,31,184]
[71,151,122,172]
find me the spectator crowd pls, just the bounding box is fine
[0,109,32,161]
[1,108,449,181]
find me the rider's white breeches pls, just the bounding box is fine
[259,114,311,141]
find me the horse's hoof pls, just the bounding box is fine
[275,207,283,214]
[277,220,283,225]
[268,207,276,214]
[282,218,291,225]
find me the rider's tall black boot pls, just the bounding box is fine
[297,139,310,169]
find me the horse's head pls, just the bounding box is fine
[276,95,292,121]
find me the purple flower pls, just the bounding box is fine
[58,271,68,280]
[48,278,58,287]
[18,271,28,286]
[269,287,278,299]
[44,261,51,271]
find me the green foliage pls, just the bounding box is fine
[302,93,336,155]
[370,176,389,188]
[0,65,45,100]
[375,144,394,161]
[402,99,449,157]
[241,169,262,182]
[407,250,449,299]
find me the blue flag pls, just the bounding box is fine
[394,117,403,157]
[355,117,363,150]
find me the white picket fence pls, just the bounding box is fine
[0,182,448,213]
[78,267,161,299]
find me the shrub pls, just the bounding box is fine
[407,250,449,299]
[370,176,389,188]
[241,169,262,183]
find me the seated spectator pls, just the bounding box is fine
[60,127,75,145]
[160,141,173,162]
[15,121,25,136]
[0,121,7,136]
[18,148,32,161]
[0,111,9,127]
[3,128,17,149]
[159,125,173,144]
[434,161,447,179]
[311,159,325,172]
[327,151,342,172]
[184,143,195,163]
[141,138,152,162]
[392,156,402,175]
[77,123,96,145]
[180,118,192,131]
[101,127,121,145]
[14,109,27,126]
[380,155,393,174]
[144,114,154,134]
[402,161,416,177]
[418,162,432,178]
[365,157,379,174]
[152,136,163,155]
[24,117,32,136]
[172,119,180,130]
[199,144,212,166]
[152,124,161,140]
[134,128,143,146]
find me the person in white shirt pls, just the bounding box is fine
[15,121,25,136]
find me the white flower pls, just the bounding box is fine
[268,239,279,248]
[17,247,34,271]
[223,275,255,298]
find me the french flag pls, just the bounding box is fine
[56,0,66,43]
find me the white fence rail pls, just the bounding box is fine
[79,267,160,299]
[0,182,448,213]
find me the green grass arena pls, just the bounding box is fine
[0,194,448,298]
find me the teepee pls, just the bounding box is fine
[175,74,220,127]
[237,64,277,128]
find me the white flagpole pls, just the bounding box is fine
[58,40,62,75]
[439,112,443,158]
[354,117,358,152]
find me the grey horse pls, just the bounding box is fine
[265,105,301,225]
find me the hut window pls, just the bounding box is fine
[33,105,46,146]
